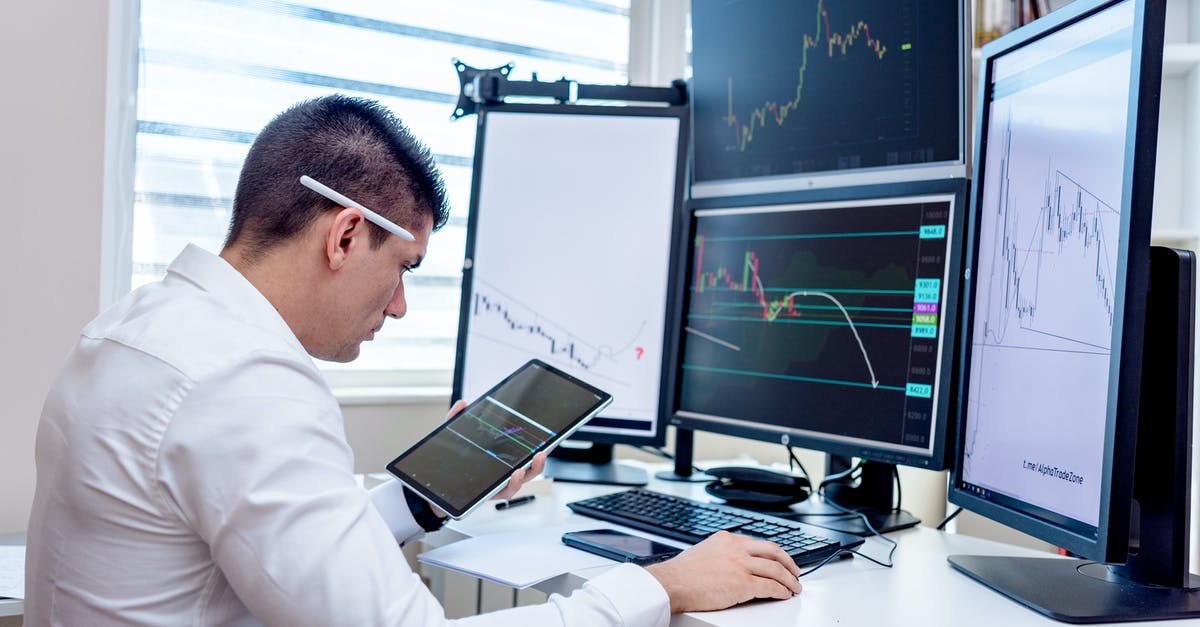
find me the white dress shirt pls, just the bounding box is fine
[26,244,670,626]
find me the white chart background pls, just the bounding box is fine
[460,111,681,432]
[963,2,1134,526]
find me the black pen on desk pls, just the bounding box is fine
[496,495,536,510]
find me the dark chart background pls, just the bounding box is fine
[677,200,952,450]
[396,364,606,511]
[691,0,961,182]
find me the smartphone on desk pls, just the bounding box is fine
[562,529,682,566]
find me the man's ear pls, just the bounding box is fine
[324,207,369,271]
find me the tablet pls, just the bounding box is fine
[386,359,612,519]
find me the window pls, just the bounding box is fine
[131,0,638,389]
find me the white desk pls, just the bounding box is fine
[0,533,23,618]
[432,476,1200,626]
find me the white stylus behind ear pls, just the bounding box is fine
[299,175,416,242]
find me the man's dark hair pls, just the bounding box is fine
[225,94,449,257]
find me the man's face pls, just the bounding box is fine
[322,215,434,363]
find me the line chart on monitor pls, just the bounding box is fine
[466,278,648,388]
[676,196,954,448]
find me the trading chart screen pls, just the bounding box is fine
[959,0,1138,532]
[691,0,963,184]
[675,190,959,457]
[393,361,610,515]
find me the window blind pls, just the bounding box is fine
[134,0,631,385]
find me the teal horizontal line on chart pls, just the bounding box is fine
[701,231,920,242]
[683,364,905,391]
[687,314,911,329]
[697,287,915,295]
[713,303,914,313]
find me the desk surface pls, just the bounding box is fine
[436,474,1200,626]
[0,533,23,618]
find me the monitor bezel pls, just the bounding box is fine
[667,177,970,471]
[451,102,690,449]
[948,0,1163,563]
[688,0,972,199]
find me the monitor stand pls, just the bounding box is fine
[784,456,920,536]
[949,246,1200,622]
[545,441,648,486]
[654,428,716,483]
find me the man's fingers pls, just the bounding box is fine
[745,556,801,594]
[528,452,547,477]
[496,469,525,500]
[736,536,797,567]
[746,541,802,578]
[754,578,796,601]
[493,452,546,501]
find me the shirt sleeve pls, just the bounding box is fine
[155,355,670,627]
[370,477,426,545]
[456,565,670,627]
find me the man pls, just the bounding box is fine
[26,94,802,625]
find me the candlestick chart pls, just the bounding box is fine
[691,0,962,183]
[959,17,1136,521]
[976,114,1119,355]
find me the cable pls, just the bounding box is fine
[785,445,812,484]
[796,526,897,579]
[637,445,673,460]
[793,462,898,578]
[796,548,854,577]
[801,492,897,576]
[817,459,864,492]
[850,545,898,569]
[635,445,708,476]
[817,464,864,495]
[935,506,964,531]
[823,498,898,552]
[892,465,902,511]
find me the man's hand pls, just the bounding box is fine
[443,400,549,503]
[644,531,802,614]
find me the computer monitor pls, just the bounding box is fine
[945,0,1200,621]
[453,103,686,486]
[689,0,969,199]
[668,178,967,532]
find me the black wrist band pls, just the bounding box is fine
[403,487,448,533]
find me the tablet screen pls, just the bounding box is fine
[387,360,612,517]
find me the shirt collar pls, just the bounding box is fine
[165,243,309,357]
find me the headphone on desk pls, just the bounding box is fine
[703,466,811,510]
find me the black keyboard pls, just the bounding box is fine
[567,488,864,566]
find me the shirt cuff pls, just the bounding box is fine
[368,477,424,544]
[584,563,671,626]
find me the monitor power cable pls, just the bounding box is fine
[785,445,813,484]
[636,445,707,476]
[637,445,673,460]
[892,465,902,512]
[935,506,964,531]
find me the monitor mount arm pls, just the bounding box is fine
[451,60,687,120]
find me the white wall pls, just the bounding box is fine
[343,400,450,472]
[0,0,112,533]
